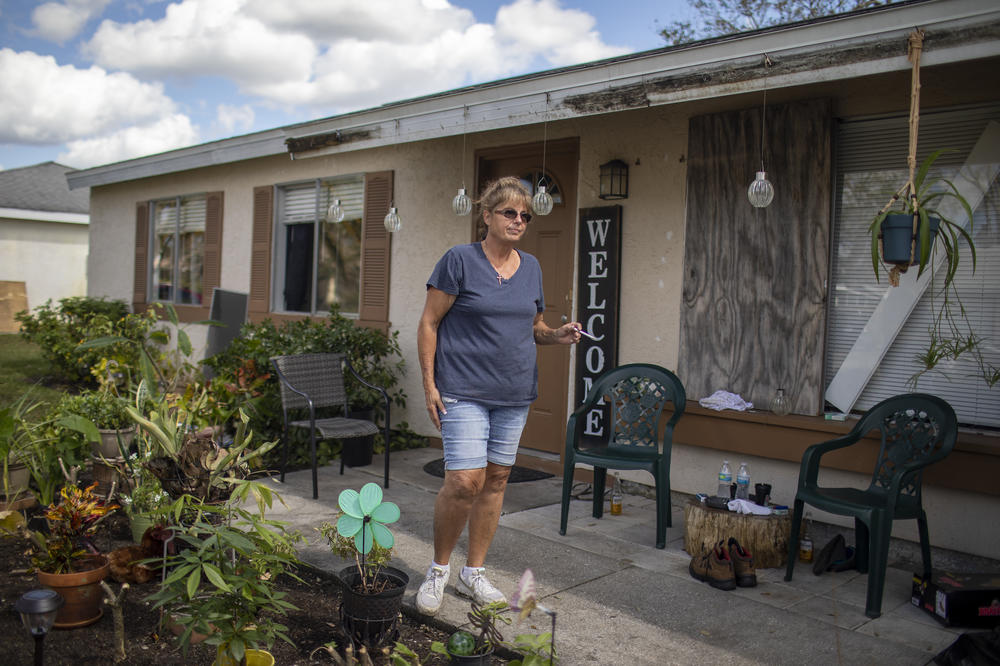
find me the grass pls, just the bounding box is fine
[0,333,73,409]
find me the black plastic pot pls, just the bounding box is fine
[337,565,409,647]
[880,213,940,265]
[448,649,494,665]
[342,408,375,468]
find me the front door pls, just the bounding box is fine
[477,138,579,455]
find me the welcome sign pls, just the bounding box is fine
[574,205,622,445]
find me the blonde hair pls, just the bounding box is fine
[476,176,533,215]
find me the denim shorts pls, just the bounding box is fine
[439,397,530,470]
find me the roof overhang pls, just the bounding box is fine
[67,0,1000,190]
[0,207,89,224]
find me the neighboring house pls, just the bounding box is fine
[0,162,90,331]
[69,0,999,557]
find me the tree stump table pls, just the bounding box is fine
[683,499,792,568]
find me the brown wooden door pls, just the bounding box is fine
[477,139,578,455]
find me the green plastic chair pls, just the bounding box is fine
[559,363,686,549]
[784,393,957,618]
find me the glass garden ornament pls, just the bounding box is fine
[532,186,554,216]
[452,188,472,216]
[748,171,774,208]
[326,199,345,223]
[383,207,401,233]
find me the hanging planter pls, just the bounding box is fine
[878,213,941,266]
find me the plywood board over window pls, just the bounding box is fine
[679,98,832,415]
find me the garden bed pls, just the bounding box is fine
[1,509,475,665]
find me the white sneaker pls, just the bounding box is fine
[415,565,449,615]
[456,567,506,605]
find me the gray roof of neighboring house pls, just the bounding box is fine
[0,161,89,214]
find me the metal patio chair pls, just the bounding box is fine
[271,352,390,499]
[784,393,957,618]
[559,363,686,549]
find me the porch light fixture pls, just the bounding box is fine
[532,102,554,216]
[598,159,629,200]
[326,199,345,223]
[383,206,401,233]
[16,589,63,666]
[453,106,473,216]
[747,54,775,209]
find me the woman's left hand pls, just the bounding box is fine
[553,321,582,345]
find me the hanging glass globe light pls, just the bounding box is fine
[326,199,345,223]
[748,171,774,208]
[383,207,401,233]
[452,188,472,216]
[532,185,554,216]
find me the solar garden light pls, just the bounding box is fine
[15,589,64,666]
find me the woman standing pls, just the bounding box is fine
[415,176,580,615]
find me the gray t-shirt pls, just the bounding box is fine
[427,243,545,406]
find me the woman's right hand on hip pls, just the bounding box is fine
[425,386,446,430]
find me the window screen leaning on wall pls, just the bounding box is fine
[273,176,363,315]
[825,105,1000,428]
[151,194,207,305]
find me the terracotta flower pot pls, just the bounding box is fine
[36,554,110,628]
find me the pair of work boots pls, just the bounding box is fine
[812,533,856,575]
[689,537,757,591]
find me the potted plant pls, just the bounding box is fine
[0,393,46,509]
[25,481,119,628]
[60,389,136,458]
[868,148,975,286]
[320,482,406,648]
[145,478,303,665]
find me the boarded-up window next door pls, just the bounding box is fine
[678,98,832,415]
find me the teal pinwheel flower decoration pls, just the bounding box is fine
[336,482,400,554]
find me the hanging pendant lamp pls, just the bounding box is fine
[326,199,345,223]
[533,108,553,216]
[384,207,401,232]
[452,188,472,215]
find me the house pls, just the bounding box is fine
[68,0,999,558]
[0,162,90,332]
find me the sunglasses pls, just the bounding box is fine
[495,208,532,224]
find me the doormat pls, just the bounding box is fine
[422,458,554,483]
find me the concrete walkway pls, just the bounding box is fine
[262,447,978,665]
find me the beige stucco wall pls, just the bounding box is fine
[83,65,1000,559]
[1,216,88,309]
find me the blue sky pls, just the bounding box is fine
[0,0,691,171]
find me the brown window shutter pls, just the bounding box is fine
[358,171,392,331]
[133,202,149,312]
[249,185,274,315]
[202,192,224,305]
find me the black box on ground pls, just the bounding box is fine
[911,571,1000,628]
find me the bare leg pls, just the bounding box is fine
[466,463,512,568]
[432,468,486,565]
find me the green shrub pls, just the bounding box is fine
[59,390,133,430]
[15,297,155,386]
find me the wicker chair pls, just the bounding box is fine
[271,353,390,498]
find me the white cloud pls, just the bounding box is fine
[0,48,179,145]
[215,104,255,135]
[31,0,112,44]
[82,0,629,113]
[496,0,627,66]
[57,114,199,168]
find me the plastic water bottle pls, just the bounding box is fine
[717,460,732,498]
[610,474,623,515]
[736,462,751,500]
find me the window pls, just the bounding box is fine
[825,105,1000,427]
[134,192,222,318]
[151,195,206,305]
[250,171,392,330]
[272,176,364,314]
